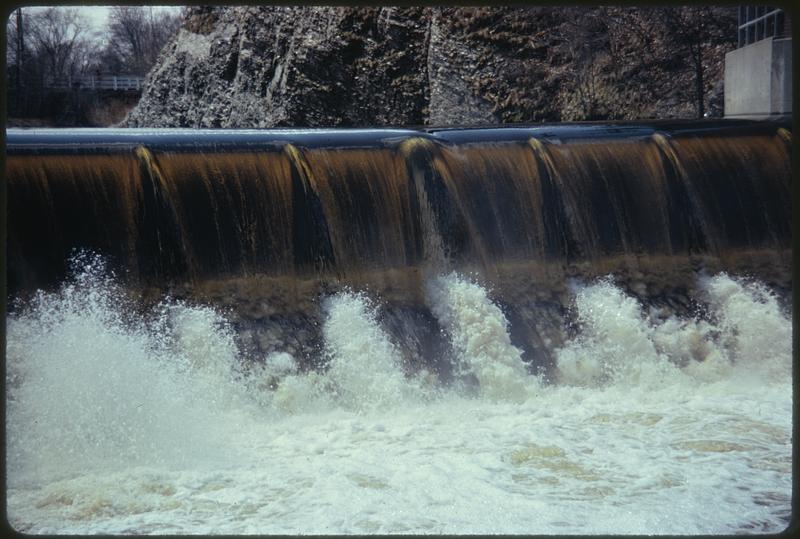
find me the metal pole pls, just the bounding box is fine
[16,9,23,84]
[16,8,23,112]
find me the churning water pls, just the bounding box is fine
[5,255,792,534]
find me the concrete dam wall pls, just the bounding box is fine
[5,120,792,378]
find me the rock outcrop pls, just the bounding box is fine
[125,6,736,127]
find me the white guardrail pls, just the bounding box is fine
[44,75,144,91]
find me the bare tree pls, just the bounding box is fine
[101,6,183,76]
[6,6,184,124]
[6,8,98,93]
[25,7,94,83]
[6,10,21,66]
[553,7,621,120]
[6,7,103,123]
[571,6,736,120]
[654,7,736,119]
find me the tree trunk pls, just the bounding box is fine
[690,43,704,119]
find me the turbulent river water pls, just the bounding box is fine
[5,256,792,534]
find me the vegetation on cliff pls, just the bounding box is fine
[125,5,736,127]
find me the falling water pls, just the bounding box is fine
[5,122,792,533]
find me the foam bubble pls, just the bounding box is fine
[426,272,536,402]
[556,277,684,387]
[4,259,792,534]
[321,291,433,411]
[700,273,791,382]
[5,255,251,486]
[555,274,791,389]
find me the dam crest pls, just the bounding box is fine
[5,120,792,376]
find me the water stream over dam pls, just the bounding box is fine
[4,120,793,534]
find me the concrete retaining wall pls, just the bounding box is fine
[724,37,792,117]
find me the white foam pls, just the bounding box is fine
[555,277,682,387]
[5,259,792,534]
[5,256,252,486]
[242,290,437,415]
[554,274,792,390]
[320,291,433,411]
[700,273,791,383]
[426,272,535,402]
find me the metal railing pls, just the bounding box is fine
[738,6,787,48]
[44,74,145,91]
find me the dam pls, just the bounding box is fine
[4,120,794,534]
[5,120,792,374]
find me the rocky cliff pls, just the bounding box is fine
[125,6,736,127]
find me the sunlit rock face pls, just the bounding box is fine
[124,6,735,128]
[125,6,443,128]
